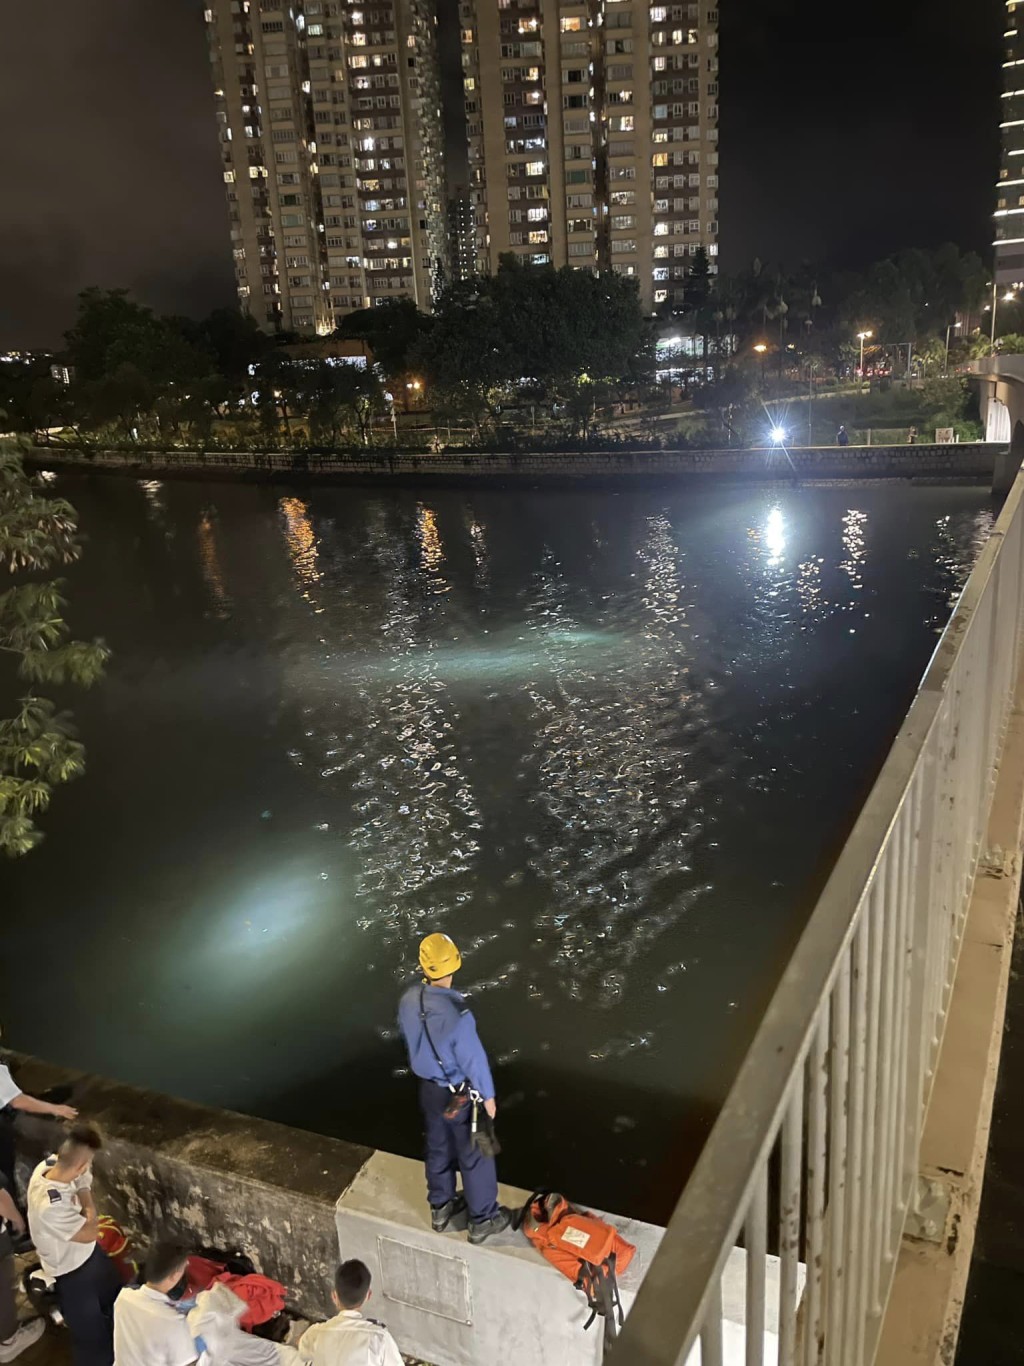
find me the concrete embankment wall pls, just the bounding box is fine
[26,442,1000,485]
[5,1051,793,1366]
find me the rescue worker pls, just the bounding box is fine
[26,1123,121,1366]
[0,1044,79,1194]
[297,1260,401,1366]
[397,933,511,1244]
[112,1239,197,1366]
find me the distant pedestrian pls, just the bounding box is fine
[26,1123,120,1366]
[397,934,511,1244]
[113,1239,196,1366]
[836,425,850,447]
[907,425,917,444]
[297,1261,402,1366]
[0,1174,44,1361]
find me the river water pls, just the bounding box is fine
[1,474,994,1220]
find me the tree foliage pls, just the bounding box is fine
[0,442,108,855]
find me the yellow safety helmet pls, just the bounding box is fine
[419,932,462,981]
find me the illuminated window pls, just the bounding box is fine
[464,77,476,91]
[650,6,667,19]
[525,160,545,175]
[351,30,366,44]
[652,151,668,166]
[561,16,583,30]
[653,222,669,235]
[224,170,236,182]
[349,54,368,66]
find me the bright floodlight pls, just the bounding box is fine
[770,425,787,444]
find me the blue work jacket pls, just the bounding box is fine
[398,983,496,1100]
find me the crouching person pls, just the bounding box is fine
[113,1240,196,1366]
[298,1261,401,1366]
[188,1281,301,1366]
[0,1175,43,1361]
[26,1123,121,1366]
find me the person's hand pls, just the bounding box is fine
[484,1098,497,1120]
[8,1210,25,1236]
[49,1104,78,1121]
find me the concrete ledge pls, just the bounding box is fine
[4,1050,371,1320]
[1,1053,794,1364]
[24,443,1000,486]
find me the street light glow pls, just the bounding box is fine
[753,343,768,354]
[769,426,787,444]
[856,330,873,341]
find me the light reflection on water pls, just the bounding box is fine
[1,478,996,1218]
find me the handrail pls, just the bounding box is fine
[617,472,1024,1365]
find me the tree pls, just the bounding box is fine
[0,442,108,855]
[298,362,387,445]
[336,299,431,385]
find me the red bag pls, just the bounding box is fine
[95,1216,138,1284]
[520,1192,635,1345]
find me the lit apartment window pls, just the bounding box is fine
[224,170,236,182]
[650,6,667,19]
[561,16,583,30]
[525,160,545,175]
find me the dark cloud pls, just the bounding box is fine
[0,0,234,348]
[720,0,1004,270]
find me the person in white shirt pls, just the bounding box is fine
[113,1240,197,1366]
[0,1049,79,1193]
[26,1123,121,1366]
[297,1261,402,1366]
[188,1281,301,1366]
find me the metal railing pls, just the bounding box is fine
[618,471,1024,1366]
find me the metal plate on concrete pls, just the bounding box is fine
[377,1235,473,1325]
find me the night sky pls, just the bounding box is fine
[0,0,1005,348]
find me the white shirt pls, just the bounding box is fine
[26,1156,94,1279]
[0,1065,21,1109]
[298,1311,403,1366]
[114,1285,197,1366]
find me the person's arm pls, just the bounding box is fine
[0,1188,24,1236]
[77,1187,96,1219]
[9,1095,78,1122]
[451,1012,496,1111]
[68,1212,101,1244]
[295,1321,321,1363]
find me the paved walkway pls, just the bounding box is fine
[955,902,1024,1360]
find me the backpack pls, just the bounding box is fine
[519,1191,636,1347]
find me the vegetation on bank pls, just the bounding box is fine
[0,441,107,855]
[0,243,994,453]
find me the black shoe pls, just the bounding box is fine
[430,1196,469,1233]
[468,1206,512,1245]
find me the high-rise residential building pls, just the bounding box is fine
[448,191,476,279]
[204,0,450,333]
[997,0,1024,286]
[459,0,718,311]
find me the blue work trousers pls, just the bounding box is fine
[55,1245,121,1366]
[419,1080,499,1224]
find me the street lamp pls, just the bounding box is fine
[944,320,961,376]
[990,282,1019,346]
[856,331,872,383]
[754,342,768,390]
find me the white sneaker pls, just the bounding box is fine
[0,1318,46,1362]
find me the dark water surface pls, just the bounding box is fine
[1,474,995,1220]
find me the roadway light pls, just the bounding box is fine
[769,425,787,444]
[856,330,873,378]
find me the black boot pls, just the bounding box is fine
[431,1195,469,1233]
[468,1206,512,1245]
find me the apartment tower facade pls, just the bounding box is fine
[204,0,449,332]
[997,0,1024,285]
[459,0,719,310]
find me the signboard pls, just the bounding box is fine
[935,427,955,444]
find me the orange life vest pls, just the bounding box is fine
[519,1191,635,1345]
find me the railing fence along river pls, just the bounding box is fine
[617,475,1024,1361]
